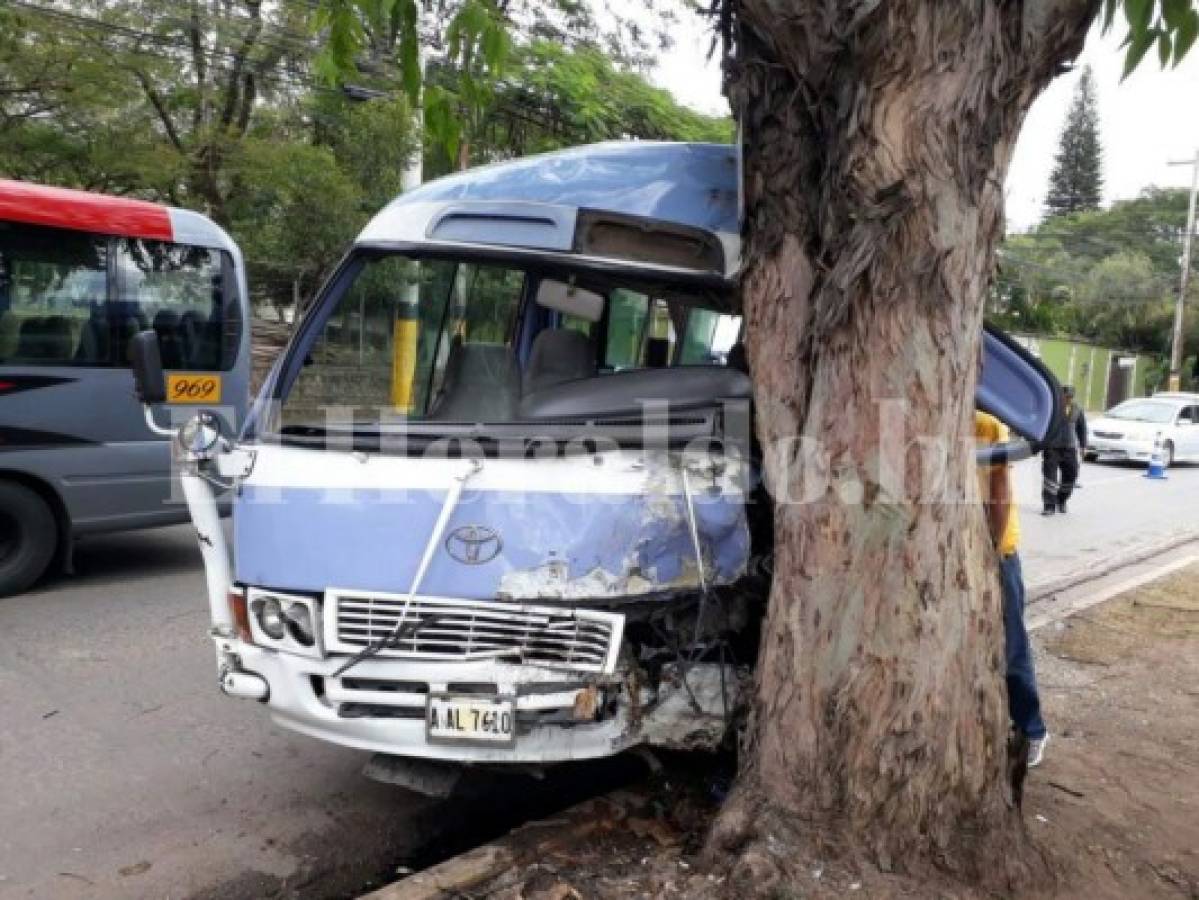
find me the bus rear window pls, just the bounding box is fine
[0,222,237,370]
[116,239,233,370]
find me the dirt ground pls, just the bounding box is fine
[1025,566,1199,899]
[410,566,1199,900]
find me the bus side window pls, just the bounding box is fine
[601,292,740,369]
[0,223,108,366]
[679,309,741,366]
[604,289,649,370]
[115,239,235,371]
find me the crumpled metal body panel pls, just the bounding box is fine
[234,445,750,602]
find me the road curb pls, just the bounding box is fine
[359,792,638,900]
[1028,551,1199,631]
[1027,530,1199,604]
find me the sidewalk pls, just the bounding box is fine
[363,565,1199,900]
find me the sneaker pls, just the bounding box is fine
[1041,507,1056,517]
[1028,734,1050,768]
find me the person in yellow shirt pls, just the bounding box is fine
[976,412,1048,766]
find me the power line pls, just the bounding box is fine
[155,0,326,53]
[1020,226,1195,238]
[15,0,323,61]
[7,0,345,98]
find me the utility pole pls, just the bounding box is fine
[1167,149,1199,391]
[393,3,426,412]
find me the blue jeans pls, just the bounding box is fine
[1000,552,1046,740]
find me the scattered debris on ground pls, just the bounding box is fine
[368,566,1199,899]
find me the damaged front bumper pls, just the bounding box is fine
[214,636,745,763]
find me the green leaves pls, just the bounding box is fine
[397,0,421,102]
[1124,0,1154,31]
[1162,0,1192,27]
[422,83,463,165]
[999,189,1194,351]
[1159,29,1173,64]
[1123,25,1158,77]
[1045,66,1103,219]
[446,0,510,77]
[1176,9,1199,62]
[312,0,372,87]
[1108,0,1199,77]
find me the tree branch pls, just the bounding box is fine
[1021,0,1101,71]
[131,67,186,153]
[219,0,264,129]
[234,72,256,135]
[190,0,207,132]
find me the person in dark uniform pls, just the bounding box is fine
[1041,385,1088,516]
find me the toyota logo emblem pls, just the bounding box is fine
[445,525,502,565]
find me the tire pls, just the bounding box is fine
[1083,451,1098,463]
[0,481,58,598]
[1162,441,1175,469]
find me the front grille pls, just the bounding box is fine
[1093,430,1124,439]
[325,590,623,673]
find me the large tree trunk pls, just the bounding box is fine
[712,0,1096,886]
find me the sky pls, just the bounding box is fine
[643,13,1199,234]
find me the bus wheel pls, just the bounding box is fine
[0,481,58,597]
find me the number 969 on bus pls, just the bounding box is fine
[166,374,222,404]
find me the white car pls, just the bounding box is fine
[1086,395,1199,466]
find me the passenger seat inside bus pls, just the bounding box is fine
[15,316,74,362]
[153,309,185,369]
[75,312,110,364]
[426,336,521,422]
[179,310,206,367]
[516,328,598,418]
[522,328,595,395]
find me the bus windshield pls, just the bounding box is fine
[278,253,742,433]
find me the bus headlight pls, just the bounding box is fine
[247,590,323,658]
[258,598,287,640]
[285,604,315,647]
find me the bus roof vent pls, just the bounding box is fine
[574,210,725,274]
[426,202,575,251]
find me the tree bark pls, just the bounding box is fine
[712,0,1096,886]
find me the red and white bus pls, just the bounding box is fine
[0,180,251,596]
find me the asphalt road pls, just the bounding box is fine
[1015,456,1199,591]
[1,457,1197,899]
[0,526,439,900]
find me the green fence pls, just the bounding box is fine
[1009,334,1155,412]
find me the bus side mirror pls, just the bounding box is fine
[130,330,166,404]
[975,325,1058,467]
[977,325,1059,445]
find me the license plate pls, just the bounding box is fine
[426,695,516,746]
[166,373,222,404]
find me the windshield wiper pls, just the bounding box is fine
[330,458,481,679]
[331,614,444,678]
